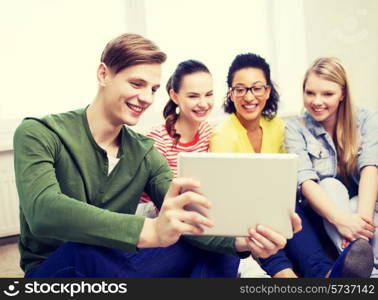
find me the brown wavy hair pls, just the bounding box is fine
[163,59,210,144]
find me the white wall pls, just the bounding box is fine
[143,0,274,131]
[141,0,308,132]
[0,0,377,143]
[0,0,130,147]
[0,0,130,120]
[303,0,378,111]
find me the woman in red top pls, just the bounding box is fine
[137,59,214,216]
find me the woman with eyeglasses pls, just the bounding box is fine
[210,53,373,278]
[210,53,284,154]
[285,57,377,277]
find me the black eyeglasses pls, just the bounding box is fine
[231,85,269,97]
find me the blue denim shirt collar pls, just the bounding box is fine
[285,107,378,195]
[304,111,328,137]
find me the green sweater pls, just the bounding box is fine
[13,108,238,273]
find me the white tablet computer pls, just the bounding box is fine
[177,152,298,238]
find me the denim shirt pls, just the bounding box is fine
[285,107,378,190]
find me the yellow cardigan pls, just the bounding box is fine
[210,113,285,153]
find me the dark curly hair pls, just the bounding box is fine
[223,53,279,120]
[163,59,210,144]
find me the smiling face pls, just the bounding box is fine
[230,67,271,126]
[171,72,214,124]
[303,72,344,126]
[99,63,162,126]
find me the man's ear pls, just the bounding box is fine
[169,89,179,105]
[97,63,110,87]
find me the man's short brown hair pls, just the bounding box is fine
[100,33,167,74]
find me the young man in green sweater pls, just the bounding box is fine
[14,33,300,277]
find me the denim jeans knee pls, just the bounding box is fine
[319,178,350,209]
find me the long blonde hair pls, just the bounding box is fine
[303,57,358,182]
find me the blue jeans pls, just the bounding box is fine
[320,178,378,277]
[260,202,335,277]
[25,239,240,278]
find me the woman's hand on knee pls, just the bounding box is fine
[334,212,376,242]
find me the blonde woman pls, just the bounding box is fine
[285,57,378,277]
